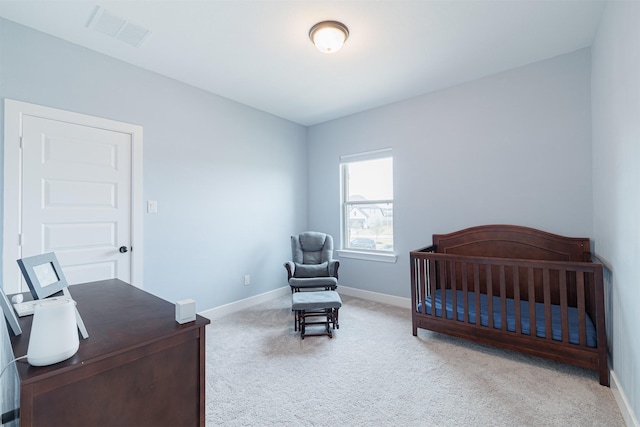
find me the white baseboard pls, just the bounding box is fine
[198,285,411,320]
[611,369,639,427]
[199,286,290,320]
[337,285,411,309]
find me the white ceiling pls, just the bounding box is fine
[0,1,606,126]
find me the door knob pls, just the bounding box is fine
[119,246,129,253]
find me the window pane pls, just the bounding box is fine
[342,155,393,252]
[346,203,393,251]
[346,157,393,201]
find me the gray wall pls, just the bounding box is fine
[591,0,640,423]
[307,49,593,299]
[0,19,308,311]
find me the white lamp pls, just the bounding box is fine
[309,21,349,54]
[27,298,79,366]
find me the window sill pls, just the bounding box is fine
[336,250,397,263]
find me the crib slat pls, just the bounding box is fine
[462,262,469,323]
[450,261,457,321]
[474,264,480,326]
[499,265,507,331]
[577,272,586,346]
[543,268,552,341]
[486,265,493,329]
[418,258,426,315]
[439,260,447,319]
[513,266,521,334]
[428,258,437,317]
[559,270,569,343]
[528,268,536,338]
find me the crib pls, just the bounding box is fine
[410,225,608,386]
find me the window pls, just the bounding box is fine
[340,149,393,253]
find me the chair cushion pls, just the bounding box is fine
[291,291,342,310]
[289,276,338,289]
[299,232,327,252]
[293,262,329,278]
[291,232,333,265]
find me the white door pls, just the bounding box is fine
[21,116,131,285]
[3,99,143,294]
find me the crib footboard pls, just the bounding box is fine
[410,247,608,386]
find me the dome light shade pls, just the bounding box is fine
[309,21,349,54]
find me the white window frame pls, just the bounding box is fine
[336,148,397,263]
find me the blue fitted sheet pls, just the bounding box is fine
[417,289,597,348]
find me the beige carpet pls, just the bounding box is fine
[205,294,624,426]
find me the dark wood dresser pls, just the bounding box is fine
[9,279,210,427]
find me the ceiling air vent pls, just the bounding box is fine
[87,6,151,48]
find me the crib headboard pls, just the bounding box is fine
[433,224,590,262]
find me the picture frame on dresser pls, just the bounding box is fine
[0,288,21,336]
[16,252,69,300]
[16,252,89,339]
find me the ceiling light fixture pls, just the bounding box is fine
[309,21,349,54]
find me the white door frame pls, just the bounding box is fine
[3,99,144,293]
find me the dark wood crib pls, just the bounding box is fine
[410,225,609,386]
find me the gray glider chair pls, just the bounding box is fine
[284,231,339,293]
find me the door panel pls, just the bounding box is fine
[21,115,131,287]
[63,261,117,287]
[44,180,117,208]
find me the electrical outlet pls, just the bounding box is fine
[244,275,250,286]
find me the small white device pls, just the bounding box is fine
[175,299,196,324]
[27,298,79,366]
[13,300,40,317]
[11,294,23,304]
[14,296,71,317]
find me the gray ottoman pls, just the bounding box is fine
[291,291,342,339]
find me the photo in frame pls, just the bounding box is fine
[17,252,69,300]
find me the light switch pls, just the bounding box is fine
[147,200,158,214]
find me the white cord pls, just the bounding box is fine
[0,355,27,379]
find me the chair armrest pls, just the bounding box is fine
[284,261,295,280]
[329,260,340,279]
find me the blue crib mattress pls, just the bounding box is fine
[417,289,597,348]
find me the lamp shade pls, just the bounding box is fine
[309,21,349,54]
[27,298,79,366]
